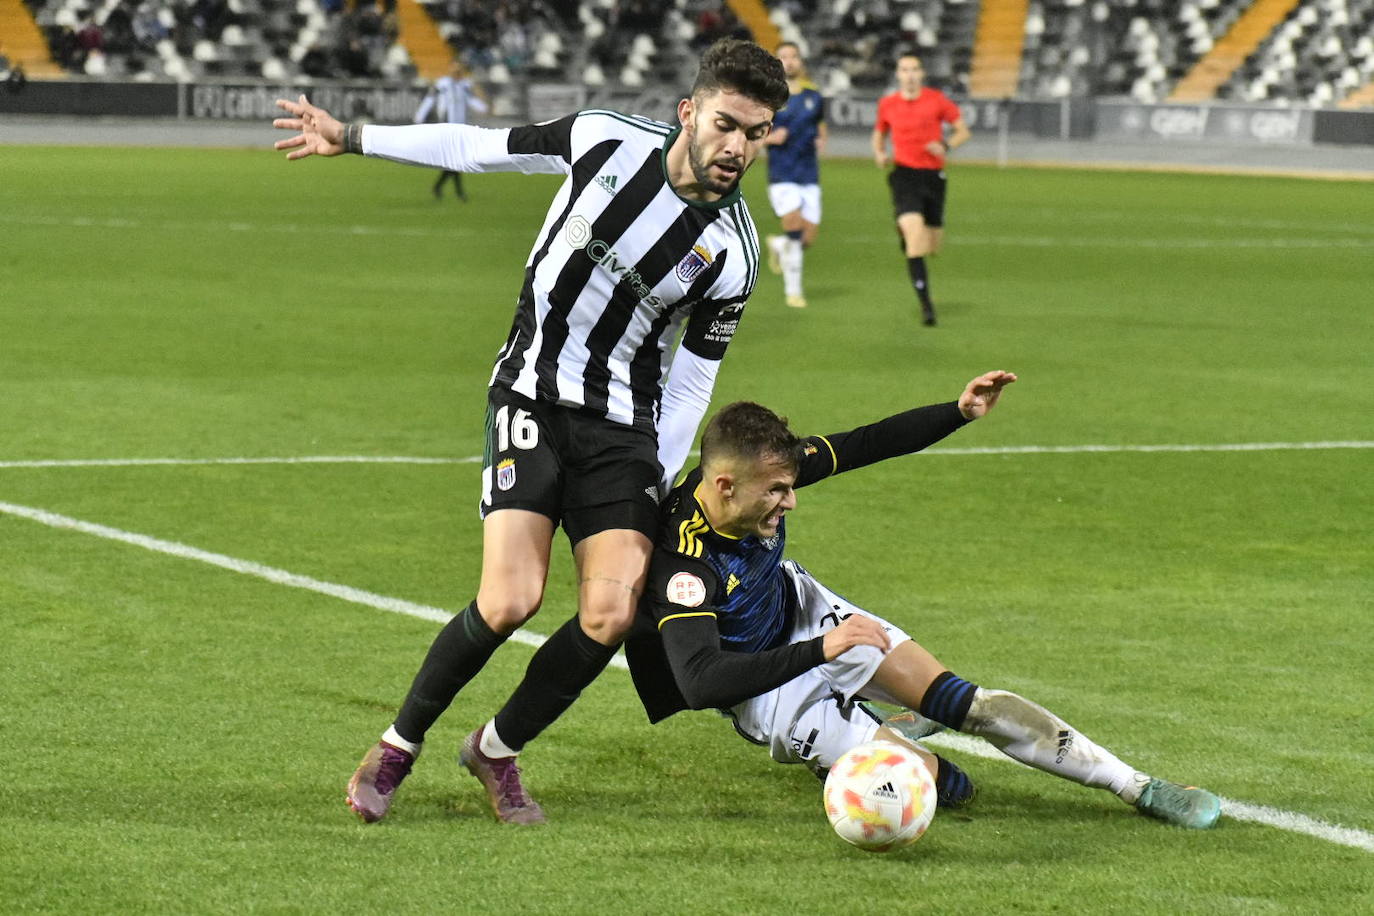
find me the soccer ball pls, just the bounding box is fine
[823,740,937,852]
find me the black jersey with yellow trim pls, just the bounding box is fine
[625,400,972,723]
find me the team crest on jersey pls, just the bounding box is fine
[675,244,713,283]
[667,572,706,607]
[495,458,516,491]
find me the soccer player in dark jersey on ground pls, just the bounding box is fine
[272,39,788,825]
[763,41,827,310]
[872,53,971,327]
[625,372,1222,830]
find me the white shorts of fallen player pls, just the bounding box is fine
[767,182,822,224]
[727,560,912,773]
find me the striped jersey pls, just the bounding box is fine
[488,110,761,430]
[414,75,488,124]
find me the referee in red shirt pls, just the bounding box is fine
[871,53,970,326]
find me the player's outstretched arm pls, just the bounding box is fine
[957,370,1017,420]
[272,95,346,160]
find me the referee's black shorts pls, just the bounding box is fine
[479,386,661,544]
[887,166,948,227]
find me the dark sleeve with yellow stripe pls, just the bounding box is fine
[643,547,827,710]
[657,609,826,711]
[795,401,970,488]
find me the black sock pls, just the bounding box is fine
[492,615,618,753]
[392,602,506,745]
[453,171,465,197]
[934,754,975,808]
[918,671,979,730]
[906,256,934,311]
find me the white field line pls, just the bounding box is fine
[0,456,480,469]
[0,498,568,661]
[2,497,1371,853]
[2,440,1373,471]
[3,213,1372,250]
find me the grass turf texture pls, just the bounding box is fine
[2,145,1372,913]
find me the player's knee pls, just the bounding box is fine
[475,588,543,634]
[577,603,636,644]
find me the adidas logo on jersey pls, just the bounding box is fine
[595,174,618,194]
[872,781,900,801]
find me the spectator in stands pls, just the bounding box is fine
[413,59,490,201]
[132,4,169,53]
[339,38,372,78]
[0,40,21,90]
[871,52,970,328]
[692,3,739,50]
[49,27,82,71]
[102,4,136,57]
[76,17,105,60]
[300,42,333,79]
[617,0,665,34]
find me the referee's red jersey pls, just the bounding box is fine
[875,88,962,170]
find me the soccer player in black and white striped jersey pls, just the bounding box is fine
[413,60,489,201]
[273,39,789,825]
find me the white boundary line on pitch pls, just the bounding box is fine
[2,496,1371,854]
[2,440,1372,470]
[6,213,1374,248]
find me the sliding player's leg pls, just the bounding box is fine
[867,645,1221,828]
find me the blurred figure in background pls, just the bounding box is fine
[414,59,490,201]
[764,41,826,309]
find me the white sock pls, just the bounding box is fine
[782,238,804,297]
[479,719,519,758]
[963,689,1140,803]
[382,724,421,757]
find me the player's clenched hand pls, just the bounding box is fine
[822,615,891,661]
[272,95,346,160]
[958,370,1017,420]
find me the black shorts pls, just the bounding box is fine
[479,387,661,544]
[888,167,948,227]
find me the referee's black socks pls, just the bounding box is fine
[905,256,937,325]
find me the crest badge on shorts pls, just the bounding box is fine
[675,244,713,284]
[496,458,516,491]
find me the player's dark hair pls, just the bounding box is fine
[701,402,804,473]
[692,38,789,112]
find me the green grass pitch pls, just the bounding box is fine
[1,142,1372,914]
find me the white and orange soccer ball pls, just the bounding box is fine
[823,740,938,852]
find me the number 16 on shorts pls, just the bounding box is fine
[480,399,547,513]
